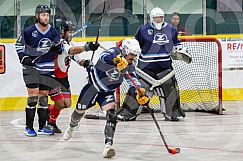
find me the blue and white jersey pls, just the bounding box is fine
[15,24,60,75]
[135,22,181,70]
[88,47,140,92]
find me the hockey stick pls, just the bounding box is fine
[135,67,175,90]
[32,9,109,63]
[126,71,180,154]
[91,1,106,61]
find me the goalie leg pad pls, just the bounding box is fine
[157,70,185,118]
[163,77,185,118]
[104,109,117,145]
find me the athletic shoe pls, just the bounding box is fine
[63,126,74,141]
[38,125,54,135]
[103,143,116,158]
[24,127,37,137]
[48,122,62,133]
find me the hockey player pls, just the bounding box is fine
[63,38,149,158]
[15,4,60,136]
[135,7,185,121]
[48,20,99,133]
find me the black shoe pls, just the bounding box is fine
[48,122,62,133]
[117,108,137,121]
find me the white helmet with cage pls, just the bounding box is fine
[150,7,165,30]
[119,38,141,56]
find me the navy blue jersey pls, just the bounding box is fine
[88,47,140,92]
[135,22,181,70]
[15,24,60,75]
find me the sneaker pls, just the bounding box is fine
[48,122,62,133]
[63,126,75,141]
[103,144,116,158]
[38,126,54,135]
[24,127,37,137]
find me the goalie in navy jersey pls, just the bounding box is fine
[47,20,99,133]
[135,7,185,121]
[63,38,148,158]
[15,4,60,136]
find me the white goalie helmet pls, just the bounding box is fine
[119,38,141,56]
[150,7,165,30]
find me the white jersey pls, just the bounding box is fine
[54,40,82,78]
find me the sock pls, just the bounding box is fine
[70,110,84,128]
[37,107,48,129]
[48,104,61,124]
[25,106,36,129]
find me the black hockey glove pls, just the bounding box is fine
[84,42,100,51]
[21,56,35,66]
[83,59,94,68]
[50,42,62,54]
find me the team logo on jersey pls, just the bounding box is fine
[148,29,153,35]
[37,38,52,54]
[106,68,120,81]
[32,30,38,37]
[152,33,169,45]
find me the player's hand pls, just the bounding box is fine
[114,55,128,71]
[136,94,150,106]
[83,59,93,68]
[84,42,100,51]
[50,42,62,54]
[136,88,150,106]
[21,56,35,66]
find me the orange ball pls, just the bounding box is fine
[170,148,177,154]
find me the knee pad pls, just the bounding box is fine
[39,96,48,107]
[27,96,38,107]
[106,109,117,124]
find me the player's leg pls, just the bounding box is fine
[37,75,54,135]
[63,83,98,140]
[98,92,117,158]
[22,65,39,137]
[157,69,185,121]
[48,77,71,133]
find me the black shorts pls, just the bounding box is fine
[22,65,53,90]
[49,76,71,101]
[76,83,115,110]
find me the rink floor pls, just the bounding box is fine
[0,101,243,161]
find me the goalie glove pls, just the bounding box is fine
[113,55,128,71]
[171,46,192,64]
[136,88,150,106]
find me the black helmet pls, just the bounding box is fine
[35,4,51,15]
[60,21,76,32]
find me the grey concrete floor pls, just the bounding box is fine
[1,101,243,161]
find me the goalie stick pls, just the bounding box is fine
[126,71,180,154]
[135,67,175,90]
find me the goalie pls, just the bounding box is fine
[135,7,189,121]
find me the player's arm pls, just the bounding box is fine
[135,26,144,48]
[69,42,99,55]
[15,31,34,66]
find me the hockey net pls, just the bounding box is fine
[118,37,223,114]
